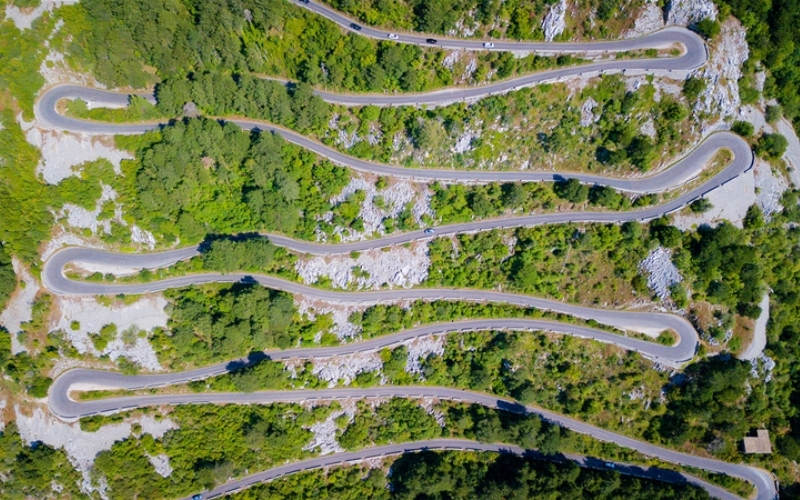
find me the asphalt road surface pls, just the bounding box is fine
[51,377,775,499]
[35,3,774,498]
[45,247,701,364]
[181,439,741,500]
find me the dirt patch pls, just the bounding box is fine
[739,293,769,361]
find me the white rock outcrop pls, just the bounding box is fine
[542,0,567,42]
[665,0,716,26]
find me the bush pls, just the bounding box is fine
[689,198,713,213]
[683,76,707,102]
[765,105,782,124]
[756,133,788,159]
[554,179,589,203]
[731,120,754,137]
[694,18,720,39]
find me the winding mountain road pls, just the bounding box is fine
[185,439,740,500]
[36,3,776,498]
[45,247,698,364]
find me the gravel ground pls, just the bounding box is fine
[405,334,445,375]
[4,0,78,30]
[294,297,364,340]
[296,242,430,290]
[306,351,383,386]
[17,115,132,185]
[639,248,683,302]
[14,406,176,495]
[303,411,346,455]
[53,295,168,372]
[56,184,117,235]
[754,159,788,217]
[0,258,39,354]
[739,293,769,361]
[673,167,756,229]
[147,453,174,478]
[41,231,105,262]
[328,176,433,242]
[776,118,800,187]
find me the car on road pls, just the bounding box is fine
[605,463,615,469]
[483,42,495,48]
[350,23,362,30]
[388,33,399,40]
[192,494,203,500]
[426,38,437,44]
[424,228,435,235]
[297,0,309,3]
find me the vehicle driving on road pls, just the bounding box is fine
[350,23,361,30]
[483,42,495,48]
[388,33,399,40]
[426,38,437,44]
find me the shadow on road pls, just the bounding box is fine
[224,351,273,372]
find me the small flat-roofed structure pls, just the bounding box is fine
[743,429,772,454]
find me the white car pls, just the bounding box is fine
[388,33,399,40]
[483,42,495,48]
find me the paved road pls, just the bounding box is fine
[51,377,774,499]
[36,84,750,192]
[181,438,739,500]
[44,247,700,365]
[35,4,773,497]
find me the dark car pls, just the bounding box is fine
[191,495,203,500]
[350,23,362,30]
[426,38,437,44]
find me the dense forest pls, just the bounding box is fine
[231,449,710,500]
[62,0,574,94]
[323,0,643,40]
[84,400,716,499]
[118,117,349,243]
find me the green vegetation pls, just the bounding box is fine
[119,117,350,244]
[316,75,694,174]
[0,7,51,117]
[755,132,788,160]
[63,0,575,94]
[152,284,304,367]
[92,403,330,499]
[732,120,755,137]
[87,400,715,500]
[65,95,163,123]
[426,223,651,304]
[0,422,86,499]
[719,0,800,126]
[419,329,667,435]
[324,0,643,41]
[231,449,710,500]
[0,244,16,311]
